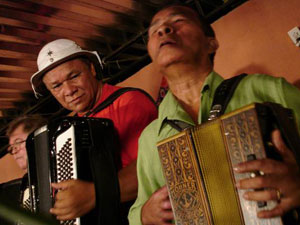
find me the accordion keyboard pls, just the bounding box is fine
[17,188,32,225]
[56,125,78,225]
[57,138,74,181]
[22,188,31,210]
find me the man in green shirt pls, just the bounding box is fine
[129,4,300,225]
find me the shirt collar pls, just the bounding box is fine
[156,71,224,135]
[202,70,224,98]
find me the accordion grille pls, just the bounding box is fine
[158,131,212,225]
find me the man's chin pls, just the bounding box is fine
[66,103,85,113]
[157,58,184,70]
[16,160,26,171]
[73,106,92,115]
[157,53,184,67]
[65,100,93,115]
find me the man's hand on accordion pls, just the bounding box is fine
[141,185,174,225]
[50,179,96,220]
[234,129,300,218]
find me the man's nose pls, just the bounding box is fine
[157,24,173,37]
[63,82,77,96]
[11,145,22,155]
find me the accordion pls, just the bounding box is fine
[26,117,121,225]
[157,103,300,225]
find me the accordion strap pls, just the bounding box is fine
[164,73,247,132]
[265,102,300,166]
[208,73,247,120]
[163,119,192,132]
[84,87,156,117]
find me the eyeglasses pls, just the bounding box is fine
[7,139,26,155]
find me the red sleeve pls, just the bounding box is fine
[112,90,157,167]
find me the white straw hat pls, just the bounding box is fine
[30,39,102,98]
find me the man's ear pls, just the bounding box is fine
[208,37,219,54]
[90,62,97,77]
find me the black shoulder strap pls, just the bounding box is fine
[84,87,156,117]
[163,119,192,132]
[163,73,247,131]
[265,102,300,166]
[208,73,247,120]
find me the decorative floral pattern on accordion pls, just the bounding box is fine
[158,134,211,225]
[157,104,284,225]
[222,107,281,225]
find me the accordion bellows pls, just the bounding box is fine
[157,103,300,225]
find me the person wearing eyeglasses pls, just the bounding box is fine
[0,115,46,225]
[6,115,47,172]
[7,139,27,169]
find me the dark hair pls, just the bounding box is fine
[6,115,47,137]
[151,3,217,64]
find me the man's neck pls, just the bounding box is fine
[162,63,213,123]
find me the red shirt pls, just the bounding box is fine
[82,84,157,168]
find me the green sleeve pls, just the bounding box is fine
[278,77,300,133]
[128,122,165,225]
[227,74,300,132]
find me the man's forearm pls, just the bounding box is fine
[118,160,138,202]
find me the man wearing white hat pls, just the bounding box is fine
[30,39,157,223]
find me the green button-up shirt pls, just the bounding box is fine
[128,71,300,225]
